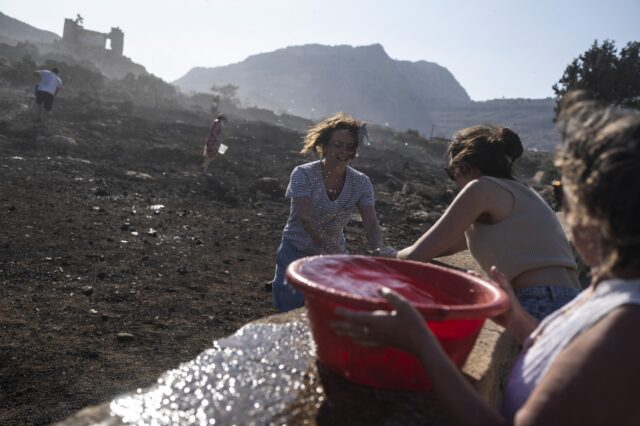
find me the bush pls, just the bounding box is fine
[553,40,640,115]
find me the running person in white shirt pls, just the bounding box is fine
[269,113,389,312]
[33,67,63,121]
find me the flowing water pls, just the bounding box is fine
[62,311,454,425]
[110,320,324,425]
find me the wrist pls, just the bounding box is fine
[378,246,399,258]
[414,327,439,359]
[508,309,538,342]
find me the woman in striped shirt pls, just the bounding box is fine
[269,113,388,312]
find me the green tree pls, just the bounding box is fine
[553,40,640,116]
[210,83,240,106]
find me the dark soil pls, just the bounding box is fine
[0,88,464,425]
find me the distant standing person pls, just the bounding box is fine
[33,67,62,121]
[202,114,227,174]
[358,122,370,145]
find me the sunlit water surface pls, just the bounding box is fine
[110,320,323,425]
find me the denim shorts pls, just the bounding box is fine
[515,285,581,321]
[269,239,313,312]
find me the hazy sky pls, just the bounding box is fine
[1,0,638,100]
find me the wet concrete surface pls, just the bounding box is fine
[59,307,517,426]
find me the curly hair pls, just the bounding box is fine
[555,90,640,278]
[447,124,524,179]
[300,112,361,159]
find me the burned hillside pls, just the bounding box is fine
[0,54,556,424]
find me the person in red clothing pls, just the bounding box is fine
[202,114,227,174]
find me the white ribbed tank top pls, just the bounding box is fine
[502,278,640,418]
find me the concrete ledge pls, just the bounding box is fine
[59,251,519,425]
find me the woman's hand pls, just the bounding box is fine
[377,246,399,258]
[321,238,344,255]
[335,284,512,425]
[475,266,538,343]
[331,287,435,356]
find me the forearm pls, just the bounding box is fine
[397,242,437,262]
[397,245,418,260]
[416,331,508,426]
[506,309,539,344]
[358,205,384,251]
[437,236,468,257]
[363,223,383,250]
[396,230,451,262]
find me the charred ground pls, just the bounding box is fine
[0,86,554,424]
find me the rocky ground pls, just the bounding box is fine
[0,86,484,425]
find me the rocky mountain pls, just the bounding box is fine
[429,98,560,150]
[1,10,560,150]
[175,44,561,150]
[175,44,471,135]
[0,11,60,45]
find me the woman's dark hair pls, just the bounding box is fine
[446,125,524,179]
[301,112,361,159]
[556,90,640,278]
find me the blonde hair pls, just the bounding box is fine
[301,112,361,159]
[556,90,640,279]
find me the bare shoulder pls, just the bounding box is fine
[456,178,489,199]
[583,304,640,349]
[601,303,640,329]
[517,305,640,426]
[462,177,509,196]
[455,178,513,210]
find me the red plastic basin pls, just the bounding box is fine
[285,255,509,390]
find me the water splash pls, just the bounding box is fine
[110,321,323,425]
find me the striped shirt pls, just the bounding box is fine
[281,160,375,254]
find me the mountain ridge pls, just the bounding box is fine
[0,11,60,45]
[174,43,559,149]
[174,43,472,134]
[0,11,560,150]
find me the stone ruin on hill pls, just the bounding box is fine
[58,17,124,57]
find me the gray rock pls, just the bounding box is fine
[124,171,155,180]
[251,177,284,199]
[116,332,135,342]
[402,181,447,200]
[44,135,78,148]
[407,210,439,224]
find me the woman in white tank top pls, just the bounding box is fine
[334,91,640,425]
[386,123,581,320]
